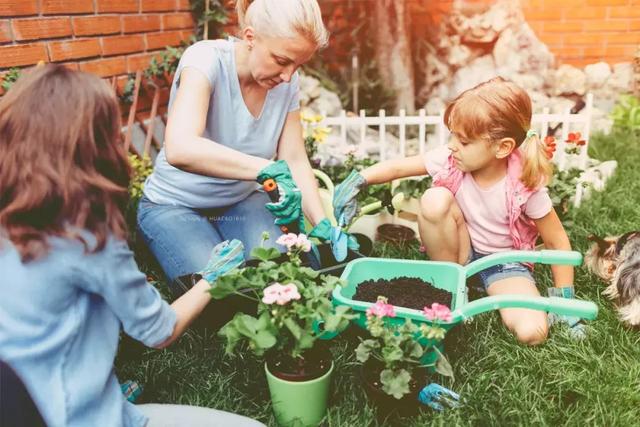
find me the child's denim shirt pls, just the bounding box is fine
[0,233,177,427]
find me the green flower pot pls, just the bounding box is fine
[265,361,334,426]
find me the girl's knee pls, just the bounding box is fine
[511,318,549,346]
[419,187,456,222]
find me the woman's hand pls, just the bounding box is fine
[257,160,303,226]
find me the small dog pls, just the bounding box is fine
[584,231,640,327]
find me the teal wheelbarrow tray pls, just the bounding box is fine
[332,250,598,362]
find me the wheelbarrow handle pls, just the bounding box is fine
[452,294,598,322]
[464,250,583,278]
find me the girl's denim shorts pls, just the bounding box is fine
[466,247,534,292]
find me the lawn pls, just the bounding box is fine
[116,129,640,426]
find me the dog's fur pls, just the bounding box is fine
[584,231,640,327]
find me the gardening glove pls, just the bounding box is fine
[333,170,367,228]
[547,286,587,339]
[309,218,359,262]
[418,383,461,412]
[257,160,303,227]
[194,239,245,286]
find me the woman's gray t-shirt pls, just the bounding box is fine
[143,38,300,208]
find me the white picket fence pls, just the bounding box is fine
[320,93,594,207]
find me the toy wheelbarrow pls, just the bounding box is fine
[332,249,598,360]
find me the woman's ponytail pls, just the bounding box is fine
[520,129,553,189]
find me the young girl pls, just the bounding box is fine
[0,65,263,426]
[334,77,577,345]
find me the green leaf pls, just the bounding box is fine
[254,330,277,350]
[434,347,455,379]
[381,346,403,363]
[355,341,373,362]
[284,317,302,340]
[250,247,281,262]
[380,369,411,399]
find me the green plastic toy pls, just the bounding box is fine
[332,250,598,361]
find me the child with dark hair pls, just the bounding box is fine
[0,65,262,427]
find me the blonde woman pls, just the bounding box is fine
[139,0,354,294]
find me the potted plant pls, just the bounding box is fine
[355,297,454,416]
[210,232,355,426]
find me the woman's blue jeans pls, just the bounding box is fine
[136,191,285,294]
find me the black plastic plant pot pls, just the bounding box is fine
[360,360,427,419]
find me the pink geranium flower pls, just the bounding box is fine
[262,282,301,305]
[276,233,312,252]
[423,302,452,322]
[366,297,396,318]
[276,233,299,249]
[296,234,312,252]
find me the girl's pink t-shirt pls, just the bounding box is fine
[424,146,553,254]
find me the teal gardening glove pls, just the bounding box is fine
[309,218,360,262]
[257,160,303,228]
[333,170,367,228]
[547,286,587,339]
[195,239,245,286]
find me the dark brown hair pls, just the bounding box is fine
[444,77,553,189]
[0,64,131,261]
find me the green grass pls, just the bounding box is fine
[116,129,640,426]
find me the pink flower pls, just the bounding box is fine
[276,233,299,249]
[419,245,426,253]
[423,303,452,322]
[262,282,301,305]
[366,298,396,318]
[296,234,312,252]
[276,233,312,252]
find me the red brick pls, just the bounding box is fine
[563,33,603,45]
[563,7,603,20]
[176,0,191,11]
[0,20,12,44]
[583,45,606,57]
[80,56,127,77]
[0,43,48,67]
[96,0,139,13]
[605,45,637,58]
[141,0,175,12]
[609,6,640,18]
[127,52,161,72]
[73,16,121,36]
[12,18,72,41]
[102,34,145,56]
[163,12,194,30]
[0,0,38,17]
[607,32,640,44]
[630,21,640,31]
[584,20,629,32]
[586,0,628,5]
[544,21,583,33]
[48,38,101,62]
[60,62,79,71]
[41,0,94,15]
[523,8,563,21]
[145,30,184,50]
[123,15,162,33]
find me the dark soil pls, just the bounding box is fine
[266,342,332,381]
[361,359,427,417]
[376,224,416,245]
[353,276,452,310]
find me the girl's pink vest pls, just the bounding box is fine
[431,150,539,251]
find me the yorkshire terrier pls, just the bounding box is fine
[584,232,640,327]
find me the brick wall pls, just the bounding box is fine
[322,0,640,69]
[0,0,195,88]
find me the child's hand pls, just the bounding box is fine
[333,170,367,227]
[309,218,360,262]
